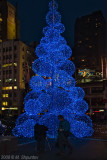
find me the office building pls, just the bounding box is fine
[73,11,106,83]
[0,0,20,42]
[0,40,35,117]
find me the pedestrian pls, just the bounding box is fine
[56,115,72,156]
[34,122,48,154]
[0,121,6,136]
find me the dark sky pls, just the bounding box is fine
[9,0,107,48]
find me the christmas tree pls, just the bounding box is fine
[12,0,94,138]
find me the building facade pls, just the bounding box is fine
[0,40,35,117]
[101,55,107,79]
[0,0,20,42]
[73,11,106,83]
[78,80,107,120]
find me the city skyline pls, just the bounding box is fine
[8,0,107,50]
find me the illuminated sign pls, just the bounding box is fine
[78,69,95,77]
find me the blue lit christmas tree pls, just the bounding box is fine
[12,0,94,138]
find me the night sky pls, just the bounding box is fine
[9,0,107,49]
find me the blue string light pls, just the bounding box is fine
[70,120,93,138]
[49,1,58,11]
[12,0,94,138]
[71,99,88,114]
[58,60,75,75]
[38,112,60,138]
[13,119,36,138]
[46,11,61,26]
[24,99,43,115]
[69,87,85,99]
[32,58,53,77]
[24,90,40,103]
[37,93,51,107]
[29,76,45,92]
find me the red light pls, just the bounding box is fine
[93,111,100,113]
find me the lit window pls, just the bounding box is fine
[2,63,12,67]
[0,18,3,22]
[2,94,5,98]
[14,63,17,66]
[8,86,12,90]
[14,86,17,89]
[5,79,12,82]
[81,59,85,62]
[2,63,17,68]
[2,94,8,98]
[9,107,18,110]
[2,107,18,110]
[2,107,6,110]
[2,102,8,106]
[2,86,12,90]
[6,94,8,97]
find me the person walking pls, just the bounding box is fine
[0,121,6,136]
[34,123,48,154]
[56,115,72,156]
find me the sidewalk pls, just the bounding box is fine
[10,137,107,160]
